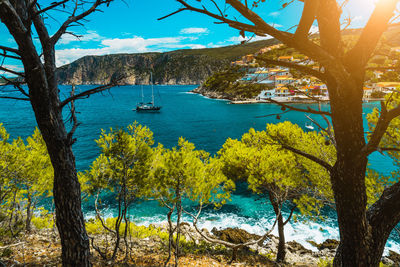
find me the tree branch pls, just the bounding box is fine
[168,0,266,35]
[265,97,332,116]
[0,96,30,101]
[294,0,318,40]
[279,142,333,172]
[346,0,398,69]
[0,52,21,60]
[0,76,29,97]
[283,206,296,226]
[0,45,20,55]
[66,85,80,145]
[59,78,123,109]
[362,101,400,156]
[0,66,25,77]
[255,56,327,81]
[34,0,71,17]
[183,203,278,249]
[51,0,112,44]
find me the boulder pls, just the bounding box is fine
[286,241,312,255]
[317,239,339,251]
[211,227,262,244]
[388,250,400,266]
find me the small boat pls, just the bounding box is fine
[135,72,161,112]
[305,122,314,130]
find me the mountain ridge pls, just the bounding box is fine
[56,38,280,85]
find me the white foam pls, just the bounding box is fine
[128,211,399,253]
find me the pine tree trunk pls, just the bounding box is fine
[331,160,371,266]
[269,193,286,262]
[29,81,91,266]
[50,143,91,266]
[175,199,182,267]
[25,192,32,233]
[165,207,174,266]
[329,81,372,266]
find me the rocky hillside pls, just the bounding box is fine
[56,39,280,85]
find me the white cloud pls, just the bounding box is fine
[55,36,206,66]
[269,11,280,17]
[58,30,103,45]
[0,64,24,76]
[228,35,273,43]
[352,16,363,22]
[268,22,283,28]
[180,27,209,34]
[309,25,319,34]
[206,34,273,48]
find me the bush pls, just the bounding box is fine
[31,209,54,230]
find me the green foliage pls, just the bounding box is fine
[31,209,54,229]
[149,137,234,207]
[147,137,234,264]
[219,121,335,219]
[81,122,156,261]
[371,91,387,99]
[317,257,333,267]
[202,66,269,99]
[0,124,53,234]
[367,93,400,194]
[82,122,154,197]
[86,217,168,239]
[376,71,400,82]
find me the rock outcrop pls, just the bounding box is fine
[56,38,280,85]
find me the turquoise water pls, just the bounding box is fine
[0,85,398,252]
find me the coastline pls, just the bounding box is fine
[191,86,384,104]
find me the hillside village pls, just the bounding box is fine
[226,44,400,103]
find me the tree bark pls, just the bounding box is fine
[175,177,182,267]
[269,193,286,262]
[329,80,372,266]
[25,55,91,266]
[25,192,32,233]
[165,207,175,267]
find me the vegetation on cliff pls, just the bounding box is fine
[57,39,279,85]
[194,66,271,100]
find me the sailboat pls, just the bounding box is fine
[135,72,161,112]
[305,122,314,130]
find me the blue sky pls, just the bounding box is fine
[0,0,382,71]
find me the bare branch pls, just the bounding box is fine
[0,45,20,55]
[157,8,188,21]
[294,0,318,40]
[279,142,333,171]
[59,78,123,109]
[66,85,80,145]
[265,97,332,116]
[0,76,29,97]
[362,101,400,156]
[283,206,296,226]
[0,52,21,60]
[0,66,25,77]
[51,0,112,44]
[346,0,398,69]
[255,56,327,81]
[34,0,71,17]
[0,96,30,101]
[183,203,278,249]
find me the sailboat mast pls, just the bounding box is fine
[151,71,154,105]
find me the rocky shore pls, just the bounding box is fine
[2,223,399,266]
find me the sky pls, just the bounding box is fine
[0,0,386,72]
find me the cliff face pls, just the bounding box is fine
[57,51,230,85]
[56,38,281,85]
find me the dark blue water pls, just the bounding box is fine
[0,85,398,252]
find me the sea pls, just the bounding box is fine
[0,84,399,253]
